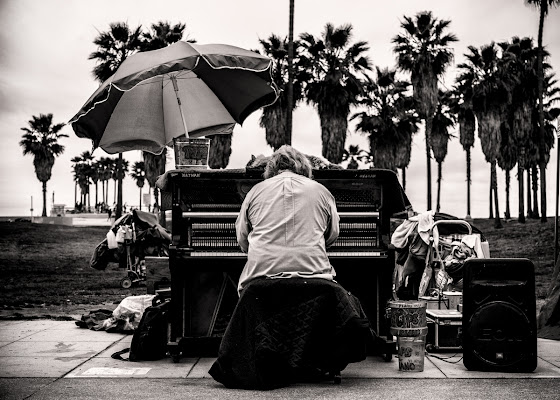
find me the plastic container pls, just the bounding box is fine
[397,335,426,372]
[174,138,210,168]
[388,300,428,337]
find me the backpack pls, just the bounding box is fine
[111,299,170,361]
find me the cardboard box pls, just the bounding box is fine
[419,295,449,310]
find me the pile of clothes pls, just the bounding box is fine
[76,294,155,333]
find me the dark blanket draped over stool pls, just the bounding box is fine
[209,278,373,390]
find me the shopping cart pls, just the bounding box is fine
[90,210,171,288]
[392,212,488,301]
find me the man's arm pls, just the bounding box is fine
[324,195,340,248]
[235,196,252,253]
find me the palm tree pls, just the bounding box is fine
[430,89,456,213]
[458,43,516,228]
[139,21,188,51]
[526,0,560,222]
[70,155,82,208]
[79,151,94,211]
[89,22,142,82]
[109,157,129,214]
[500,36,540,223]
[89,22,142,219]
[392,11,458,210]
[98,157,114,206]
[286,0,295,143]
[352,67,419,176]
[497,117,518,220]
[91,160,102,210]
[450,82,476,219]
[130,161,146,210]
[19,114,67,217]
[529,73,560,217]
[208,134,232,169]
[299,23,372,164]
[258,34,304,149]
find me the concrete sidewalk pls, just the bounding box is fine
[1,320,560,398]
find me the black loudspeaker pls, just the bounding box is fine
[462,258,537,372]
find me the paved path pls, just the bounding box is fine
[1,320,560,399]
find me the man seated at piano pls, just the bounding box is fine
[209,145,372,389]
[235,144,340,293]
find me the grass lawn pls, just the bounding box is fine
[0,220,145,314]
[0,216,556,315]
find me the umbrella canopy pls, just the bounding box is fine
[70,42,278,154]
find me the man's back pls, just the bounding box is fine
[236,171,340,292]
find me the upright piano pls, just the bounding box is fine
[157,167,412,361]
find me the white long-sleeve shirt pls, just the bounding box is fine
[236,171,340,294]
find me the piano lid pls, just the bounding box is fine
[156,168,412,217]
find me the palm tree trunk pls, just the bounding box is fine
[540,162,547,222]
[286,0,294,146]
[116,153,123,219]
[532,166,540,218]
[518,163,526,223]
[527,171,533,218]
[492,161,502,228]
[436,162,442,213]
[42,181,47,217]
[489,165,494,219]
[466,148,472,219]
[139,187,142,211]
[505,170,511,220]
[401,168,406,192]
[74,182,77,209]
[538,4,547,224]
[425,116,433,210]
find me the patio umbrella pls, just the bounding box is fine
[70,41,278,155]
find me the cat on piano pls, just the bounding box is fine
[246,153,343,171]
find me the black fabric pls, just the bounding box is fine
[128,300,170,361]
[76,309,115,329]
[208,278,372,390]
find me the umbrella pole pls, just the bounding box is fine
[170,75,189,138]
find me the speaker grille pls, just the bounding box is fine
[468,301,532,367]
[462,258,537,372]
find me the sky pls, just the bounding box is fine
[0,0,559,219]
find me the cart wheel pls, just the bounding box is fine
[120,277,132,289]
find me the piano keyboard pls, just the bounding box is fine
[186,251,385,257]
[182,211,380,218]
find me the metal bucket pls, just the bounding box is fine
[388,300,428,337]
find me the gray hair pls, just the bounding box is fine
[264,145,313,179]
